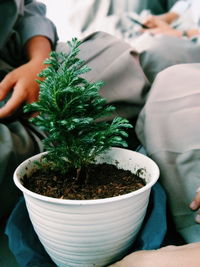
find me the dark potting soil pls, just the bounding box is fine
[22,163,146,200]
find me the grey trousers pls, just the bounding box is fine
[0,59,44,219]
[0,121,43,218]
[136,64,200,243]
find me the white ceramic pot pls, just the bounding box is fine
[14,147,159,267]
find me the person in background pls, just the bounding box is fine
[143,0,200,38]
[60,0,178,40]
[129,0,178,15]
[0,0,57,221]
[133,0,200,83]
[65,1,200,84]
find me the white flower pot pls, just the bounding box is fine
[14,147,159,267]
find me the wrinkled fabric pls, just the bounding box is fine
[136,63,200,243]
[57,31,150,121]
[138,34,200,82]
[0,121,43,217]
[0,0,57,219]
[0,0,58,66]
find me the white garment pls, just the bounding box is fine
[57,0,178,41]
[62,0,147,40]
[171,0,200,27]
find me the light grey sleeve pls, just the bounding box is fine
[16,0,58,48]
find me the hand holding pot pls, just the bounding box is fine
[108,243,200,267]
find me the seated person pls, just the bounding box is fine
[143,0,200,38]
[60,0,178,41]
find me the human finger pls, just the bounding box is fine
[190,187,200,210]
[189,187,200,224]
[0,83,25,118]
[142,15,157,28]
[0,72,15,101]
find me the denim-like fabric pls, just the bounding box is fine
[132,182,167,251]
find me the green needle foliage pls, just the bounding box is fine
[24,38,133,176]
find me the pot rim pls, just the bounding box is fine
[14,147,160,205]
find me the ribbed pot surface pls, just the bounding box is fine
[14,147,159,267]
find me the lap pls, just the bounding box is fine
[0,120,43,218]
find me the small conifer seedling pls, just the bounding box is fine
[24,38,133,181]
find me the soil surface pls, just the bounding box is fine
[22,163,146,200]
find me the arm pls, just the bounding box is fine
[17,0,58,49]
[182,28,200,38]
[143,12,179,28]
[142,18,183,37]
[143,0,190,29]
[142,19,200,38]
[108,243,200,267]
[0,36,52,118]
[0,0,58,119]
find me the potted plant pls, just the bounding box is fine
[13,38,159,267]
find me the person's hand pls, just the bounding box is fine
[190,187,200,223]
[143,12,179,29]
[108,250,156,267]
[0,59,45,119]
[0,35,52,119]
[108,248,183,267]
[108,243,200,267]
[143,15,163,29]
[142,18,182,37]
[186,28,200,38]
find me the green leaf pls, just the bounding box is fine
[24,38,133,175]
